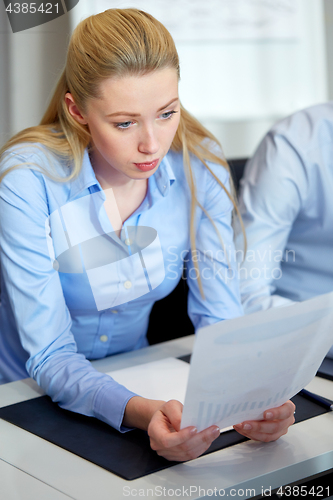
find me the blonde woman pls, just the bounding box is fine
[0,9,294,461]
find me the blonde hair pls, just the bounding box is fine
[0,8,245,296]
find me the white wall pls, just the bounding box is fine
[324,0,333,101]
[177,0,328,157]
[0,0,329,158]
[0,1,69,146]
[70,0,328,158]
[0,6,11,146]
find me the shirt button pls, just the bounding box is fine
[111,309,118,314]
[124,280,132,289]
[100,335,108,342]
[124,238,132,246]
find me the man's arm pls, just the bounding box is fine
[235,130,307,314]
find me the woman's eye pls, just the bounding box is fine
[115,121,133,129]
[160,110,177,120]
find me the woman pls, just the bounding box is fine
[0,8,294,461]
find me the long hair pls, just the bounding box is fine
[0,8,245,296]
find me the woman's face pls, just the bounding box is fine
[67,68,180,182]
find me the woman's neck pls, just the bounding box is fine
[89,149,134,191]
[95,171,142,193]
[88,147,148,225]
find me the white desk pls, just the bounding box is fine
[1,335,333,500]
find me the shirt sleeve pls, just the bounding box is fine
[187,161,243,330]
[0,162,137,432]
[235,130,308,314]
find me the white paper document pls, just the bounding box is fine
[107,358,233,433]
[181,292,333,432]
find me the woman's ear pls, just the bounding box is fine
[65,93,88,125]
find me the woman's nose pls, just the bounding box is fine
[138,126,159,155]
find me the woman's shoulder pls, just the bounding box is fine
[2,142,50,161]
[0,142,70,182]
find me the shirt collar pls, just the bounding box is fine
[68,149,176,201]
[69,149,100,201]
[153,153,176,197]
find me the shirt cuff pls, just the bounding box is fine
[93,382,138,433]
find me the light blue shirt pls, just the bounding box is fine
[0,145,242,430]
[236,102,333,358]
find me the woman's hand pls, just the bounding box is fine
[123,397,295,461]
[148,400,220,461]
[233,400,295,442]
[123,396,220,462]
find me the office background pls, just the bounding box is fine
[0,0,332,159]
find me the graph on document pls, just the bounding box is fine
[189,383,303,430]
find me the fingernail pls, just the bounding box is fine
[211,426,220,438]
[189,426,197,435]
[265,412,274,420]
[243,423,252,430]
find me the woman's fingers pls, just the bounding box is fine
[148,399,296,460]
[148,400,220,461]
[149,421,197,450]
[234,400,296,442]
[263,400,296,421]
[152,425,220,461]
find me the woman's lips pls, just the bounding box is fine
[134,158,159,172]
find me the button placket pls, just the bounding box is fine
[120,249,135,294]
[90,311,114,358]
[124,280,132,289]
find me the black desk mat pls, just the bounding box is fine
[0,356,330,481]
[317,357,333,381]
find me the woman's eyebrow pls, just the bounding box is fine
[106,98,179,118]
[158,97,179,112]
